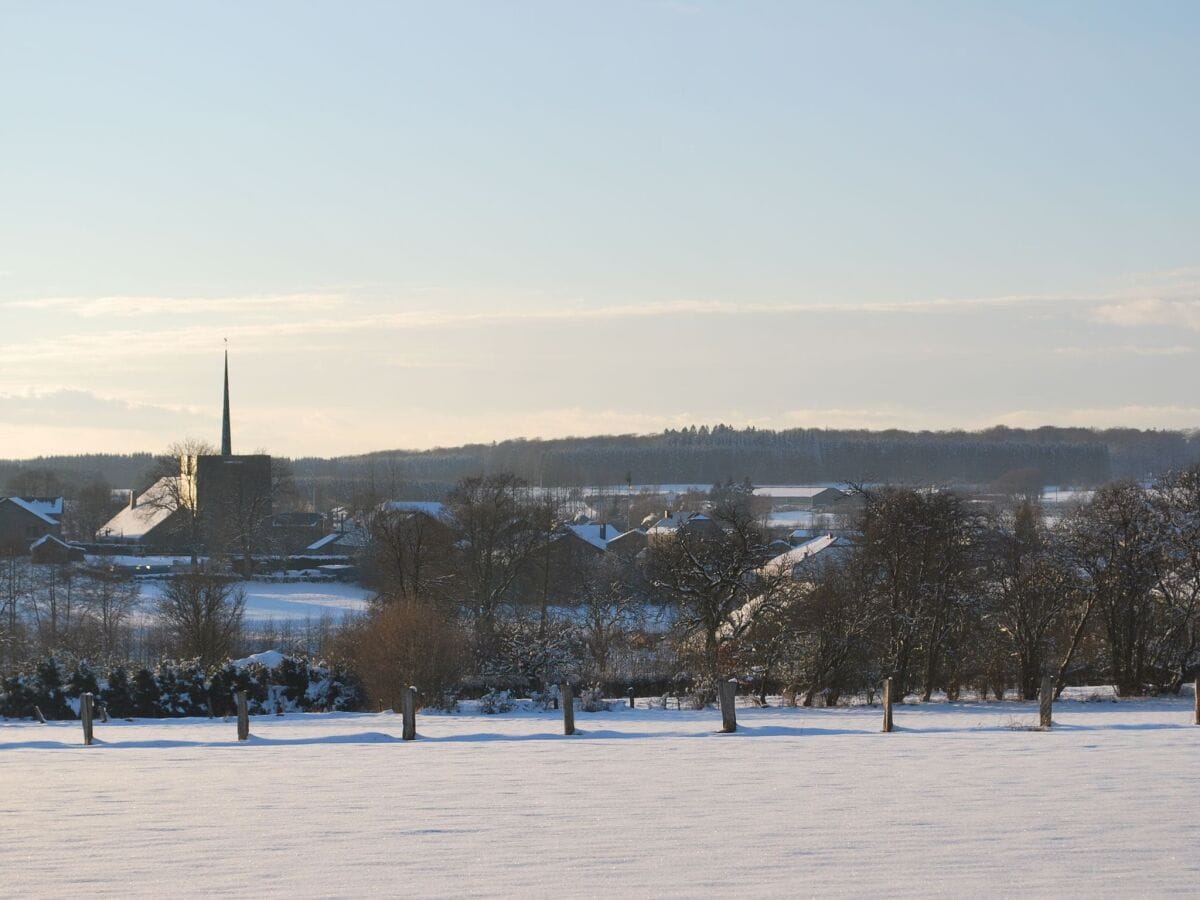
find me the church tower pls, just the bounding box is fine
[221,348,232,456]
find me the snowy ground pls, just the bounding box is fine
[2,692,1198,897]
[137,579,373,622]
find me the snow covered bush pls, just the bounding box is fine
[578,686,612,713]
[480,616,582,695]
[478,689,515,714]
[0,653,362,720]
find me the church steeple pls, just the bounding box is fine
[221,346,232,456]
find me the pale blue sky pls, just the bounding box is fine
[2,2,1198,457]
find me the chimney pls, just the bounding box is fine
[129,489,137,510]
[600,523,607,540]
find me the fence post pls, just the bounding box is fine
[718,679,737,733]
[627,687,635,709]
[236,691,249,741]
[561,683,575,735]
[1039,675,1053,729]
[1194,676,1199,726]
[882,677,894,733]
[33,705,46,724]
[81,692,94,746]
[402,686,417,741]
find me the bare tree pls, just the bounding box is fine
[141,439,217,566]
[1148,467,1200,692]
[648,494,775,690]
[982,501,1082,699]
[79,566,141,660]
[367,506,456,608]
[446,474,555,660]
[1065,482,1161,696]
[156,570,246,667]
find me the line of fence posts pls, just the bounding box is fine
[1039,675,1054,729]
[882,677,894,733]
[402,686,417,741]
[718,679,737,733]
[236,691,249,741]
[561,683,575,736]
[50,672,1200,742]
[80,692,94,746]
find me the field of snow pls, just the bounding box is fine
[2,692,1198,897]
[137,579,372,622]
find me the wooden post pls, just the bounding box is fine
[561,682,575,736]
[99,703,109,724]
[81,692,94,746]
[401,686,417,741]
[1039,675,1053,729]
[882,677,894,733]
[718,679,737,733]
[236,691,249,741]
[1194,676,1199,726]
[627,687,636,709]
[33,705,46,724]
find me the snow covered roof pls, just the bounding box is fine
[647,511,711,535]
[752,486,846,500]
[381,500,451,520]
[565,522,623,550]
[96,477,179,541]
[30,534,74,551]
[305,533,341,551]
[759,534,848,578]
[305,529,368,553]
[2,496,62,526]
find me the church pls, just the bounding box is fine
[97,352,273,557]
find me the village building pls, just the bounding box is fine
[96,351,273,556]
[0,496,65,553]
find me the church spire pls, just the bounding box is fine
[221,344,232,456]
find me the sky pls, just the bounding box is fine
[2,1,1199,458]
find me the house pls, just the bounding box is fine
[305,529,368,556]
[30,534,85,564]
[606,527,648,559]
[752,486,848,510]
[0,496,64,553]
[563,521,623,553]
[270,511,327,555]
[646,510,722,545]
[96,478,184,548]
[759,534,853,581]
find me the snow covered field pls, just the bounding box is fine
[2,694,1198,898]
[137,579,373,622]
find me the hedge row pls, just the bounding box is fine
[0,656,363,720]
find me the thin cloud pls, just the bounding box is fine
[1089,298,1200,331]
[1052,344,1194,357]
[3,292,347,318]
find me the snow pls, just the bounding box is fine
[232,649,286,669]
[564,521,623,550]
[752,484,844,499]
[759,533,846,578]
[2,495,61,525]
[2,693,1197,897]
[96,477,179,540]
[137,580,373,622]
[381,500,450,519]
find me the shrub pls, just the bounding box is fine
[478,689,514,714]
[335,600,468,712]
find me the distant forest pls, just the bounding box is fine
[4,426,1199,499]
